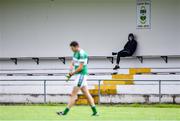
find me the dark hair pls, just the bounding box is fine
[128,33,134,38]
[70,41,79,47]
[128,33,135,40]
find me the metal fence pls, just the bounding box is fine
[0,79,180,104]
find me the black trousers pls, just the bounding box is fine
[116,50,132,64]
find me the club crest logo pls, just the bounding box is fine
[140,6,147,24]
[136,0,151,29]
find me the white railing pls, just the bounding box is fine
[0,75,180,104]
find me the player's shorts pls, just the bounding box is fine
[73,74,88,87]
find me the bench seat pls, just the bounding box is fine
[1,68,180,75]
[0,75,180,81]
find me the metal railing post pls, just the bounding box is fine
[98,80,101,105]
[159,80,161,103]
[44,80,47,104]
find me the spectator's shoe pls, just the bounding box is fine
[56,112,66,116]
[113,65,120,70]
[91,112,99,116]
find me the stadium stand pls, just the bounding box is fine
[0,55,180,104]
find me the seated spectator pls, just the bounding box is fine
[113,33,137,70]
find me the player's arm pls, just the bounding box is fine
[65,61,75,81]
[69,61,74,72]
[69,53,85,76]
[69,63,83,76]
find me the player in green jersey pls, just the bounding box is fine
[57,41,98,116]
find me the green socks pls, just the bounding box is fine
[91,106,97,114]
[63,107,70,115]
[62,106,97,115]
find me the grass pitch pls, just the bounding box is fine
[0,104,180,121]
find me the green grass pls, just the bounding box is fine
[0,104,180,121]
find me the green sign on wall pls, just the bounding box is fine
[137,0,151,29]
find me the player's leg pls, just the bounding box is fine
[81,86,98,116]
[57,86,80,116]
[67,86,80,108]
[57,74,83,116]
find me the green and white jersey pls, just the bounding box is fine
[73,49,88,75]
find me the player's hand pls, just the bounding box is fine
[65,73,71,82]
[69,72,74,76]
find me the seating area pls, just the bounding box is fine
[0,55,180,104]
[1,55,180,65]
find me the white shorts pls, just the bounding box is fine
[73,74,88,87]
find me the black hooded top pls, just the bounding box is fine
[123,34,137,55]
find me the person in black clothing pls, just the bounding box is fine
[113,33,137,70]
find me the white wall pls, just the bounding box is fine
[178,0,180,36]
[0,0,180,57]
[0,2,2,57]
